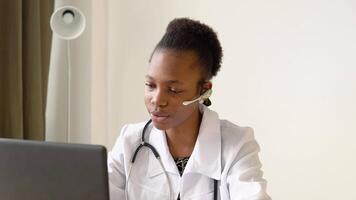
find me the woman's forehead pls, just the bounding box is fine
[147,50,202,83]
[145,75,182,84]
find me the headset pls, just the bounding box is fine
[125,89,218,200]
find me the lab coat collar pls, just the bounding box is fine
[147,104,221,180]
[184,105,221,180]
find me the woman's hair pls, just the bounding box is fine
[152,18,223,80]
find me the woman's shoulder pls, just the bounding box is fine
[219,120,262,172]
[220,120,255,142]
[116,121,150,142]
[203,106,255,142]
[110,121,150,157]
[219,119,259,154]
[112,121,149,147]
[120,121,148,135]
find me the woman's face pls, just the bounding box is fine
[144,49,204,130]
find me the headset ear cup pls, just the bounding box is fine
[203,98,212,106]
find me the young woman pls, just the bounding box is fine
[108,18,271,200]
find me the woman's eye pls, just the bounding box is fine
[145,83,155,89]
[169,88,182,94]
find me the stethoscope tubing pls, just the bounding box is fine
[128,119,218,200]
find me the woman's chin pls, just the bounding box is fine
[152,121,170,131]
[151,115,172,130]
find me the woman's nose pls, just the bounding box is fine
[151,89,168,107]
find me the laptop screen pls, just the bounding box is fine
[0,138,109,200]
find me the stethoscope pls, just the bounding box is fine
[125,89,218,200]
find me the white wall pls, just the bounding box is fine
[107,0,356,199]
[91,0,109,146]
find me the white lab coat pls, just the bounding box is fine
[108,105,271,200]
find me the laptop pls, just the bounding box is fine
[0,138,109,200]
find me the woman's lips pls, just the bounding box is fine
[150,112,170,123]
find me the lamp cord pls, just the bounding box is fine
[67,40,71,143]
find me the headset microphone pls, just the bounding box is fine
[182,89,212,106]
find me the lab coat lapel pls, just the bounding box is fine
[147,126,179,178]
[184,105,222,180]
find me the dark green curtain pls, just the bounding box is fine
[0,0,54,140]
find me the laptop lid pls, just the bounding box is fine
[0,138,109,200]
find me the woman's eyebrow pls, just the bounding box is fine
[145,75,182,84]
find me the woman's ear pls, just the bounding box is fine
[201,81,213,95]
[201,81,213,106]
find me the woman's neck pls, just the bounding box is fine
[165,108,202,159]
